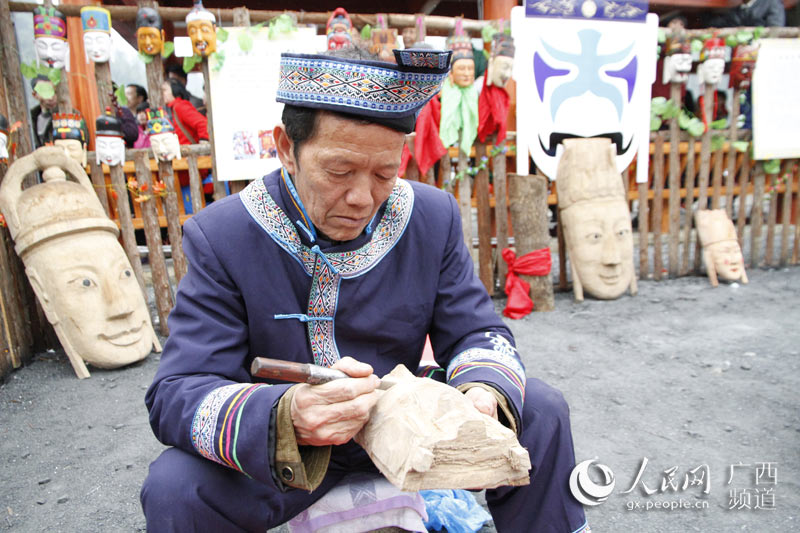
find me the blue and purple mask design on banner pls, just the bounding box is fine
[511,2,654,179]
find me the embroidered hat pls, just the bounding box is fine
[53,113,86,144]
[700,36,726,62]
[186,0,216,24]
[276,49,452,133]
[33,6,67,41]
[664,33,690,56]
[136,7,163,30]
[81,6,111,34]
[145,108,174,136]
[491,32,515,59]
[96,107,123,137]
[446,18,473,64]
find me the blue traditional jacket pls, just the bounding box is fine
[146,169,527,489]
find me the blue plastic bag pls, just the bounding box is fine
[420,489,492,533]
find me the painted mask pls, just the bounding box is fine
[81,6,112,63]
[557,138,636,302]
[52,113,87,168]
[487,32,515,88]
[136,7,165,56]
[186,0,217,57]
[146,107,181,161]
[369,15,397,63]
[730,44,758,90]
[447,18,475,88]
[326,8,353,50]
[698,37,726,86]
[95,108,126,166]
[695,209,748,286]
[33,6,68,69]
[662,33,692,85]
[0,147,160,378]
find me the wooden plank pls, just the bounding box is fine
[187,154,204,215]
[681,138,697,275]
[710,145,724,210]
[667,83,682,278]
[474,143,493,295]
[725,87,741,217]
[158,160,187,282]
[750,163,766,268]
[764,170,778,267]
[637,179,650,280]
[779,160,794,266]
[651,132,665,281]
[440,151,451,192]
[493,137,509,289]
[202,61,227,201]
[694,84,714,273]
[736,149,750,246]
[457,147,472,252]
[89,160,110,216]
[508,174,554,311]
[135,152,173,336]
[109,149,147,295]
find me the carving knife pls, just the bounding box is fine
[250,357,399,390]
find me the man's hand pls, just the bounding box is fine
[464,387,498,420]
[290,357,380,446]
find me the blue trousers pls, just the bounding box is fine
[141,378,587,532]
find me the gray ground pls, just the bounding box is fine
[1,265,798,532]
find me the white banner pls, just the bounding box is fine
[752,39,800,160]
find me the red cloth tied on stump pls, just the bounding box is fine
[501,247,552,319]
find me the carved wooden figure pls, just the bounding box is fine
[556,138,637,302]
[695,209,748,287]
[355,365,531,491]
[0,147,161,379]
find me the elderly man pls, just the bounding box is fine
[141,47,588,533]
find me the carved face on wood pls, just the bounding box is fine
[150,132,181,162]
[188,19,216,57]
[450,58,475,88]
[96,136,126,166]
[54,139,87,168]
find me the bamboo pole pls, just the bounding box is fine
[493,136,509,289]
[750,163,766,268]
[651,132,665,280]
[509,174,554,311]
[475,142,493,295]
[694,84,714,273]
[667,84,681,278]
[135,151,172,335]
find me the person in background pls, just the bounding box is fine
[164,63,206,115]
[29,75,89,148]
[133,101,151,149]
[112,82,140,148]
[706,0,785,27]
[125,84,148,116]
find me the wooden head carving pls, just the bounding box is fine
[556,138,637,302]
[695,209,748,287]
[0,147,161,379]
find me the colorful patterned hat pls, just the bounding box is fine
[700,36,726,62]
[491,32,515,59]
[81,6,111,34]
[53,113,86,144]
[136,7,162,30]
[145,108,174,136]
[186,0,216,24]
[0,114,8,136]
[95,107,123,137]
[33,6,67,41]
[446,18,473,63]
[276,49,452,133]
[664,33,690,56]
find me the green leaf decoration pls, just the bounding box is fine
[711,134,725,152]
[687,118,705,137]
[115,83,128,106]
[251,22,266,32]
[139,51,154,64]
[162,41,175,59]
[268,14,296,40]
[736,30,753,44]
[650,97,667,115]
[238,30,254,53]
[763,159,780,175]
[732,141,750,153]
[710,118,728,130]
[217,27,229,43]
[690,39,703,55]
[657,28,666,44]
[20,62,37,79]
[678,110,692,129]
[661,99,680,120]
[211,50,226,72]
[34,80,55,100]
[753,26,764,40]
[361,24,372,40]
[183,54,201,73]
[650,116,662,131]
[700,33,712,41]
[725,35,739,48]
[482,24,498,43]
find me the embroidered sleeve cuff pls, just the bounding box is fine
[456,382,517,435]
[275,385,331,491]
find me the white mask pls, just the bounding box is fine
[150,132,181,162]
[96,136,125,166]
[35,37,68,69]
[83,32,112,63]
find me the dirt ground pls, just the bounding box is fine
[1,265,798,532]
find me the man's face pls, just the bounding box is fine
[35,37,68,69]
[282,113,405,242]
[450,58,475,88]
[27,230,155,368]
[188,20,216,56]
[137,27,163,55]
[125,86,141,109]
[83,31,111,62]
[708,241,744,281]
[562,198,634,299]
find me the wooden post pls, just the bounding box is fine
[135,151,173,335]
[779,160,793,266]
[667,83,681,278]
[457,147,473,253]
[793,164,800,265]
[227,7,251,196]
[681,137,697,275]
[475,142,493,295]
[0,0,34,158]
[202,60,227,201]
[710,145,724,210]
[736,148,750,246]
[493,136,509,289]
[508,174,554,311]
[187,153,204,215]
[651,132,665,281]
[694,83,714,273]
[158,158,187,282]
[88,160,110,215]
[765,171,778,267]
[637,178,649,280]
[750,163,766,268]
[94,61,147,294]
[556,212,567,291]
[725,87,741,216]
